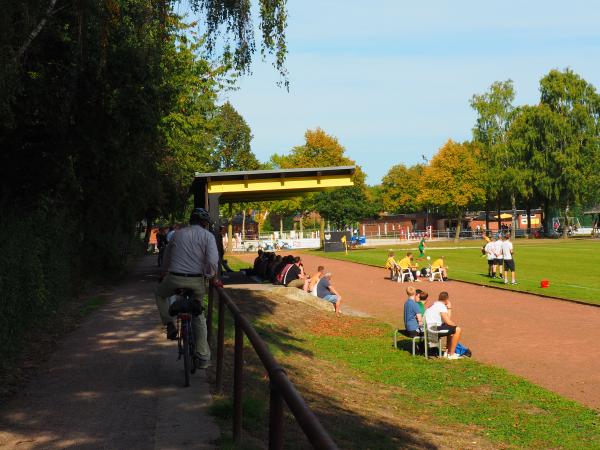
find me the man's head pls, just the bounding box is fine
[323,272,332,280]
[190,208,211,227]
[257,249,263,256]
[407,252,413,258]
[293,256,301,265]
[496,233,502,241]
[406,286,416,297]
[504,234,510,240]
[418,290,429,302]
[438,291,449,303]
[317,265,325,273]
[388,251,394,257]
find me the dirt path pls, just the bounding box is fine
[237,252,600,410]
[0,257,219,449]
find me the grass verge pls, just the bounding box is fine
[206,287,599,449]
[307,238,600,306]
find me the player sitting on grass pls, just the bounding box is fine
[424,291,463,360]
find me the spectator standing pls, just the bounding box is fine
[424,291,463,359]
[502,234,516,284]
[316,273,342,314]
[492,234,504,279]
[156,227,167,267]
[484,238,496,277]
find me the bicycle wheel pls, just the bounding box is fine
[182,323,191,387]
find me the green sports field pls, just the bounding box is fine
[310,239,600,306]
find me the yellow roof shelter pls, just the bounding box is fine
[191,166,355,221]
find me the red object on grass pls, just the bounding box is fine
[541,279,550,288]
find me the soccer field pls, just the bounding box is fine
[310,239,600,306]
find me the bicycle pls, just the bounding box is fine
[169,288,202,387]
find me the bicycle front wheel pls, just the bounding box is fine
[182,325,191,387]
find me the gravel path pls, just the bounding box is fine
[0,257,219,449]
[237,252,600,410]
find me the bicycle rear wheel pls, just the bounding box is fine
[182,324,191,387]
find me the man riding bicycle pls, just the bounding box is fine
[155,208,219,369]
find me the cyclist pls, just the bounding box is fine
[155,208,219,368]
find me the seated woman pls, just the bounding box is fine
[385,252,400,280]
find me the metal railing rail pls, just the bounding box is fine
[207,284,338,450]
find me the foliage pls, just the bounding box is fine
[417,140,485,239]
[210,101,260,172]
[379,164,424,213]
[313,185,376,229]
[189,0,288,86]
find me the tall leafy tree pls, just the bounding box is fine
[470,80,516,234]
[379,164,424,213]
[210,102,259,172]
[417,140,486,241]
[537,69,600,235]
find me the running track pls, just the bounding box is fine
[237,252,600,410]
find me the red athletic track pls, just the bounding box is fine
[236,252,600,410]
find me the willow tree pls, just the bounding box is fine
[418,140,486,242]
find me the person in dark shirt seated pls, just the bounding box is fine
[283,257,305,288]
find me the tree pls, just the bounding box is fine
[189,0,288,86]
[470,80,517,235]
[537,69,600,236]
[210,102,259,172]
[313,186,376,230]
[417,140,486,241]
[379,164,424,213]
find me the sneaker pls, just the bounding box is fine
[446,353,462,360]
[504,280,508,284]
[194,354,210,369]
[511,281,517,285]
[166,322,178,340]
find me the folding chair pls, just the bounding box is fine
[398,267,414,283]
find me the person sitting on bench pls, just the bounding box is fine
[403,286,423,337]
[424,291,463,360]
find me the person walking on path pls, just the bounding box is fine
[155,208,219,368]
[501,234,516,285]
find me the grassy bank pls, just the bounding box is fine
[208,287,599,449]
[308,239,600,305]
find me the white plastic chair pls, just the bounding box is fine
[429,265,444,282]
[398,267,414,283]
[423,318,444,358]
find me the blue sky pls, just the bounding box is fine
[186,1,600,184]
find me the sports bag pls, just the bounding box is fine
[455,342,472,357]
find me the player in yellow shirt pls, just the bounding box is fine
[431,256,448,279]
[399,252,420,282]
[384,251,400,280]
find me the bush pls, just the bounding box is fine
[0,204,76,361]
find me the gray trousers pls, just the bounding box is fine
[155,274,210,358]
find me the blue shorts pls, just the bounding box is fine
[322,294,339,304]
